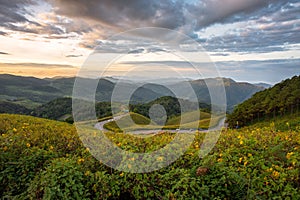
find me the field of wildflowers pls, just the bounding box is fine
[1,114,299,199]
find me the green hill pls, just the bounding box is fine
[130,96,210,120]
[227,75,300,127]
[31,97,73,121]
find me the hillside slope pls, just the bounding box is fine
[227,75,300,127]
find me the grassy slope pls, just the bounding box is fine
[166,110,211,125]
[103,112,153,132]
[1,114,300,199]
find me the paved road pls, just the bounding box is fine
[94,114,129,131]
[94,115,226,134]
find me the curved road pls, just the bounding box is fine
[94,115,226,135]
[94,114,129,131]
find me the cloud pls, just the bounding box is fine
[197,1,300,53]
[188,0,282,30]
[0,62,79,78]
[66,54,82,58]
[0,51,10,55]
[0,0,299,55]
[51,0,186,29]
[0,62,77,69]
[210,53,230,57]
[216,58,300,83]
[128,48,145,54]
[0,31,7,36]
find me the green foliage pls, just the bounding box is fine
[0,100,30,114]
[28,157,90,199]
[227,75,300,127]
[1,114,300,199]
[32,97,73,120]
[30,97,121,123]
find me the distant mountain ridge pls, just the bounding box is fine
[253,83,272,89]
[0,74,265,111]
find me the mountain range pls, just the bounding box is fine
[0,74,268,112]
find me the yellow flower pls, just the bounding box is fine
[239,140,244,145]
[85,171,91,176]
[248,153,252,157]
[26,143,31,148]
[130,157,135,161]
[157,156,164,161]
[244,161,248,166]
[286,152,294,160]
[272,170,280,178]
[239,157,243,163]
[77,158,85,163]
[3,146,8,151]
[269,167,273,172]
[49,145,54,150]
[13,128,17,132]
[120,172,124,177]
[217,158,223,162]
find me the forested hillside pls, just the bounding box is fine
[130,96,210,120]
[227,76,300,127]
[31,97,119,122]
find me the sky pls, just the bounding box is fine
[0,0,299,84]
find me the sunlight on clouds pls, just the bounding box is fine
[0,63,79,78]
